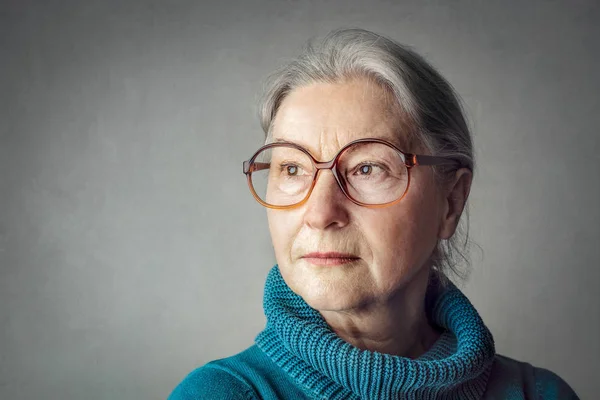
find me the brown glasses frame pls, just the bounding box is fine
[242,137,460,210]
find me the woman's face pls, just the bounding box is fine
[267,78,449,312]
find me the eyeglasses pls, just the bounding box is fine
[242,138,459,209]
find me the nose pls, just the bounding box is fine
[302,169,350,230]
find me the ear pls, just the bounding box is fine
[438,168,473,240]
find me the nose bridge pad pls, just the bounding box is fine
[314,159,336,169]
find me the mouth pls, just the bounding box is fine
[301,252,360,266]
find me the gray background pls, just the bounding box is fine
[1,0,598,399]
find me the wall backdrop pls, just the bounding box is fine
[1,0,598,398]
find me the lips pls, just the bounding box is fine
[301,252,360,266]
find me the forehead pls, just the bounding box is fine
[270,78,412,158]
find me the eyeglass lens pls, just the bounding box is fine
[249,142,408,207]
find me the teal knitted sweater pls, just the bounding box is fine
[169,266,579,399]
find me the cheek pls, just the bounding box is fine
[364,187,441,276]
[398,191,442,263]
[267,210,298,262]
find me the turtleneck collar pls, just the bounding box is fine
[255,265,496,399]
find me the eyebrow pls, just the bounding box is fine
[270,136,410,156]
[270,138,319,155]
[272,138,296,144]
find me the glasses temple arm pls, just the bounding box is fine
[243,161,270,174]
[412,154,461,167]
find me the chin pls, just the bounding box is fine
[303,293,365,313]
[283,266,372,312]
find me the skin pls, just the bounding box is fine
[266,77,472,358]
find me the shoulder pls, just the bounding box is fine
[168,345,307,400]
[167,347,262,400]
[532,366,579,400]
[484,354,579,399]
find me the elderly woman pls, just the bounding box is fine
[169,29,578,399]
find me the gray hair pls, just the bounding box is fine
[257,28,474,287]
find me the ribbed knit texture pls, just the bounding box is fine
[255,265,496,400]
[168,265,580,399]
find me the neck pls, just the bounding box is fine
[257,264,497,399]
[319,265,441,358]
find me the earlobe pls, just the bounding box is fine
[438,168,473,240]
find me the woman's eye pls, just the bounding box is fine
[355,164,380,175]
[281,164,302,176]
[359,165,373,175]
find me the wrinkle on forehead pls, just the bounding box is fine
[269,77,416,160]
